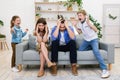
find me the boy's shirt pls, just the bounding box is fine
[77,21,98,41]
[11,26,26,43]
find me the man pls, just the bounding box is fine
[51,18,78,76]
[73,9,110,78]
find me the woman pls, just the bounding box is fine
[35,18,55,77]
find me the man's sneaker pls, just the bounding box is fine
[12,67,19,72]
[101,70,110,78]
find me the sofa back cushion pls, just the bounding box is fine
[28,34,36,50]
[75,34,84,49]
[28,34,84,50]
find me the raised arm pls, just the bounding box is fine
[43,25,49,43]
[71,20,82,34]
[52,20,60,38]
[74,25,82,34]
[22,29,28,37]
[86,16,98,32]
[65,21,75,40]
[35,26,43,43]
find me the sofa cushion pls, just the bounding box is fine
[58,52,69,61]
[23,50,107,61]
[65,50,107,61]
[48,51,68,60]
[23,50,40,61]
[77,50,107,60]
[28,34,36,50]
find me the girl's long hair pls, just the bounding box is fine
[10,15,19,28]
[34,18,48,36]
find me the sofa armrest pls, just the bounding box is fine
[99,42,115,63]
[16,41,29,65]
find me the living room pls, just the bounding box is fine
[0,0,120,80]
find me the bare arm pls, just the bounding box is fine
[53,20,60,38]
[36,33,43,43]
[87,22,98,32]
[35,26,43,43]
[86,16,98,32]
[43,26,49,43]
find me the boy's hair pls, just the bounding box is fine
[10,15,19,28]
[77,9,87,16]
[34,18,47,36]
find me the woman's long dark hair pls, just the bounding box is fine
[34,18,48,36]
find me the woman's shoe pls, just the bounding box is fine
[47,62,56,67]
[37,70,44,77]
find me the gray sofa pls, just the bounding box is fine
[16,34,114,71]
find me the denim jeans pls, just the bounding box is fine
[79,38,107,70]
[51,40,77,64]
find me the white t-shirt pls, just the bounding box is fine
[60,32,66,45]
[77,21,98,41]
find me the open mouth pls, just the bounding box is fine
[17,23,20,25]
[79,18,81,21]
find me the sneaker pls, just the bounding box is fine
[101,70,110,78]
[12,67,19,72]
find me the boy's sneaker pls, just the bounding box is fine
[101,70,110,78]
[12,67,19,72]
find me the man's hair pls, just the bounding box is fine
[77,9,87,16]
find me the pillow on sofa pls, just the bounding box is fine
[28,34,36,50]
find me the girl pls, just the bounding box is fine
[10,15,28,72]
[35,18,55,77]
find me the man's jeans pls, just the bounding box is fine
[51,40,77,64]
[79,38,107,70]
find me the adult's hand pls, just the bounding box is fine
[57,19,61,28]
[45,25,48,33]
[65,20,69,29]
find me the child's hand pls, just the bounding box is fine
[86,16,90,24]
[25,28,29,32]
[71,20,77,27]
[11,27,15,33]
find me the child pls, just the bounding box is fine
[10,15,28,72]
[34,18,55,77]
[74,10,110,78]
